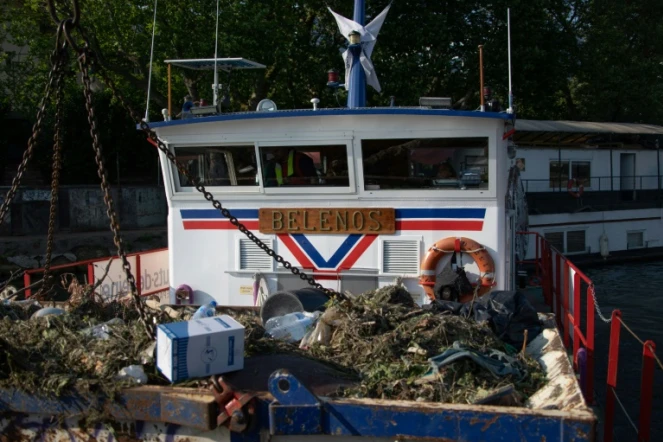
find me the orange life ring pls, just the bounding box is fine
[419,236,496,303]
[567,179,584,198]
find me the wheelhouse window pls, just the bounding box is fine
[361,137,489,190]
[174,145,257,187]
[258,144,349,187]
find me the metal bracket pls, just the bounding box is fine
[210,376,257,433]
[268,369,322,435]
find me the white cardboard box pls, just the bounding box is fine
[156,315,245,383]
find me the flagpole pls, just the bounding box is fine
[347,0,366,108]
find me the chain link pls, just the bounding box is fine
[0,36,68,228]
[36,48,68,299]
[588,284,612,323]
[77,47,154,337]
[90,63,347,303]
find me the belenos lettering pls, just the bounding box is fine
[272,209,382,232]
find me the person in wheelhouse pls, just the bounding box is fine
[263,147,317,186]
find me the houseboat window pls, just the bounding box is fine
[361,137,489,190]
[549,161,591,188]
[544,230,586,254]
[173,145,257,187]
[626,231,644,249]
[258,144,349,187]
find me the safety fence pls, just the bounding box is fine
[21,248,169,299]
[519,231,661,442]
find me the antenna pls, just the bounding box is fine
[144,0,158,122]
[507,8,514,114]
[213,0,220,106]
[479,45,485,112]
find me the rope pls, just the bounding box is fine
[430,246,485,253]
[618,316,663,372]
[609,386,639,435]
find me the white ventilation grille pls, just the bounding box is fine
[239,238,273,270]
[382,239,420,274]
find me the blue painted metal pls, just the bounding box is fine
[347,0,366,108]
[0,371,594,441]
[268,370,322,435]
[0,387,217,431]
[142,107,512,129]
[266,372,594,441]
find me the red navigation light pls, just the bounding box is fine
[327,69,339,84]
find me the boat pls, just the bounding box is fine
[511,120,663,264]
[1,1,659,441]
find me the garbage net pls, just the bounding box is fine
[425,290,543,346]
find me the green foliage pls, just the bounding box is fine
[1,0,662,183]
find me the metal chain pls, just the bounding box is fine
[76,47,154,337]
[55,1,345,303]
[88,58,347,303]
[588,284,612,323]
[36,47,68,299]
[0,30,68,228]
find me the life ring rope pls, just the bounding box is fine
[430,245,486,254]
[419,236,496,303]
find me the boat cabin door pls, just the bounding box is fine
[620,153,636,201]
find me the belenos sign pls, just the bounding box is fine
[259,208,395,234]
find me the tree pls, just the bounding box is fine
[1,0,661,185]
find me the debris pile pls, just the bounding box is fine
[0,284,545,406]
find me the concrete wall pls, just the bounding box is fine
[0,185,167,236]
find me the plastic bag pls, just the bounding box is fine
[426,290,542,346]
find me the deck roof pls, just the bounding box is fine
[515,119,663,147]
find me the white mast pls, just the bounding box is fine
[507,8,514,114]
[213,0,220,106]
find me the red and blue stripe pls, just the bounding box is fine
[180,208,485,271]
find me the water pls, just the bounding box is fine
[583,261,663,442]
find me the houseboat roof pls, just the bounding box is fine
[515,119,663,146]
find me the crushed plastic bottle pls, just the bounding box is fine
[264,311,321,343]
[81,318,125,340]
[116,365,148,384]
[192,300,217,320]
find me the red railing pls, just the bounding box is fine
[604,310,660,442]
[21,247,168,298]
[519,231,661,441]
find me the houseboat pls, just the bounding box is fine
[513,120,663,263]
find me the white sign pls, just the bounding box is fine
[139,249,170,295]
[92,249,169,299]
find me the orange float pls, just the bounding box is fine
[567,178,584,198]
[419,236,495,303]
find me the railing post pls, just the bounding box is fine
[23,272,32,298]
[572,272,581,371]
[563,261,570,348]
[586,285,595,405]
[87,263,94,286]
[535,236,540,281]
[136,254,142,297]
[638,340,656,442]
[555,253,562,330]
[604,310,622,442]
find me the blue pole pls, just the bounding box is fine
[347,0,366,108]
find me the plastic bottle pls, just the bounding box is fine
[82,318,125,340]
[264,311,321,343]
[192,300,217,320]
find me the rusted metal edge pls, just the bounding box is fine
[0,386,218,431]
